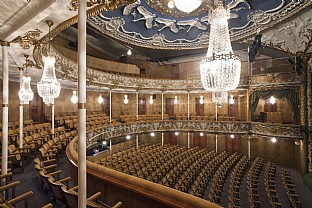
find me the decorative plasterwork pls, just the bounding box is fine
[262,10,312,55]
[250,122,305,139]
[87,0,311,50]
[82,121,305,148]
[250,72,301,87]
[11,29,41,49]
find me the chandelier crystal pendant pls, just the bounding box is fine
[37,20,61,106]
[200,1,241,100]
[172,0,202,13]
[18,55,34,104]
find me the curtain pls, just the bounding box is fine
[249,90,300,124]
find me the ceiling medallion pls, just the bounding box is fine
[145,0,210,18]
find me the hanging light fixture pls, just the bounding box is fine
[171,0,202,13]
[124,94,129,104]
[269,96,276,105]
[37,20,61,106]
[127,49,132,56]
[174,96,178,104]
[71,90,78,104]
[149,95,153,105]
[229,94,235,104]
[212,91,228,106]
[98,94,104,104]
[200,1,241,104]
[18,55,34,104]
[199,95,204,104]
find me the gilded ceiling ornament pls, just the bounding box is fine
[132,6,156,29]
[12,29,42,49]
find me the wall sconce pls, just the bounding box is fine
[199,132,204,137]
[174,96,178,104]
[229,95,235,105]
[175,132,179,136]
[98,94,104,104]
[149,95,153,105]
[71,90,78,104]
[127,49,132,56]
[123,94,129,104]
[150,132,155,137]
[199,95,204,104]
[271,137,277,143]
[230,134,235,139]
[269,96,276,104]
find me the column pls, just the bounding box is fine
[161,92,164,120]
[19,67,24,148]
[187,132,190,148]
[215,135,218,153]
[136,91,139,121]
[187,92,190,120]
[136,135,139,150]
[248,136,251,159]
[78,0,87,207]
[110,140,112,155]
[51,104,55,138]
[109,89,112,123]
[1,41,10,176]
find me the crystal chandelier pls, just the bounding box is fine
[37,20,61,106]
[18,55,34,104]
[170,0,202,13]
[71,90,78,104]
[200,1,241,102]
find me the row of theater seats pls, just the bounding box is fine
[33,130,121,208]
[0,119,34,131]
[96,143,303,208]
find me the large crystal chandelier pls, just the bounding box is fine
[37,20,61,106]
[200,1,241,103]
[170,0,202,13]
[18,55,34,104]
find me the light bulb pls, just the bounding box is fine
[269,96,276,105]
[150,132,155,137]
[127,49,132,56]
[199,95,204,104]
[230,134,234,139]
[98,94,104,104]
[229,95,235,105]
[126,135,131,140]
[124,94,129,104]
[174,96,178,104]
[149,95,153,105]
[175,132,179,136]
[71,90,78,104]
[271,137,277,143]
[200,133,204,137]
[168,0,175,8]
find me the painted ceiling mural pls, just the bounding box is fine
[87,0,310,49]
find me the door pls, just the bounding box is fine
[138,98,146,115]
[228,96,238,118]
[29,92,44,123]
[101,96,110,116]
[166,98,174,119]
[195,98,204,116]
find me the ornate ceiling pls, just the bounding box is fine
[88,0,311,49]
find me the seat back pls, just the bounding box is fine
[61,187,78,208]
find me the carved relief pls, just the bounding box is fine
[11,29,42,50]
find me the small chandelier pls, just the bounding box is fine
[149,95,153,105]
[18,55,34,104]
[98,94,104,104]
[124,94,129,104]
[199,95,204,104]
[212,91,227,106]
[37,20,61,106]
[71,90,78,104]
[169,0,202,13]
[200,1,241,103]
[174,96,178,104]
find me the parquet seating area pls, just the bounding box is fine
[281,168,303,208]
[96,143,305,207]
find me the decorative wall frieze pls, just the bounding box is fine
[82,121,305,148]
[11,29,41,50]
[250,72,301,87]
